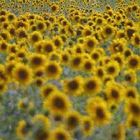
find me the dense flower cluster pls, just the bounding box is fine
[0,0,140,140]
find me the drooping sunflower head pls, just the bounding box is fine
[16,120,31,139]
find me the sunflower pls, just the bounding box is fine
[36,20,46,32]
[83,76,102,95]
[52,112,64,122]
[45,61,62,79]
[127,55,140,70]
[16,120,31,139]
[82,58,95,72]
[43,91,71,114]
[82,26,92,37]
[65,111,81,130]
[29,31,42,44]
[131,33,140,47]
[32,115,50,140]
[7,13,16,22]
[29,53,46,69]
[42,40,55,55]
[32,114,50,129]
[18,98,34,111]
[111,123,126,140]
[116,30,126,39]
[81,116,94,136]
[0,81,7,95]
[15,20,29,30]
[86,97,111,126]
[61,51,70,65]
[64,76,83,96]
[125,99,140,118]
[5,60,16,78]
[12,63,33,85]
[124,19,134,27]
[114,13,123,24]
[34,66,45,78]
[6,53,17,62]
[0,40,8,52]
[103,74,115,85]
[45,20,52,30]
[95,17,105,26]
[105,61,120,77]
[7,44,18,54]
[16,49,28,60]
[124,86,138,100]
[0,30,11,41]
[0,22,7,30]
[126,115,140,129]
[90,50,101,62]
[72,45,84,54]
[83,36,98,52]
[102,24,115,39]
[123,48,132,58]
[105,81,124,104]
[111,53,124,68]
[94,66,105,79]
[34,77,45,87]
[50,127,71,140]
[70,54,83,70]
[125,27,136,39]
[124,70,137,84]
[34,40,44,53]
[49,51,60,62]
[53,36,63,49]
[7,25,16,38]
[16,28,28,41]
[40,84,57,99]
[109,38,126,54]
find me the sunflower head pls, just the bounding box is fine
[12,63,33,86]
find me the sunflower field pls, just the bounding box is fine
[0,0,140,140]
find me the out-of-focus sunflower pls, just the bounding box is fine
[105,61,120,77]
[29,31,42,45]
[65,110,81,131]
[50,127,72,140]
[127,55,140,71]
[45,61,62,79]
[43,91,71,114]
[87,97,112,126]
[84,76,102,95]
[29,53,46,69]
[64,76,83,96]
[12,63,33,86]
[40,84,57,99]
[81,116,94,136]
